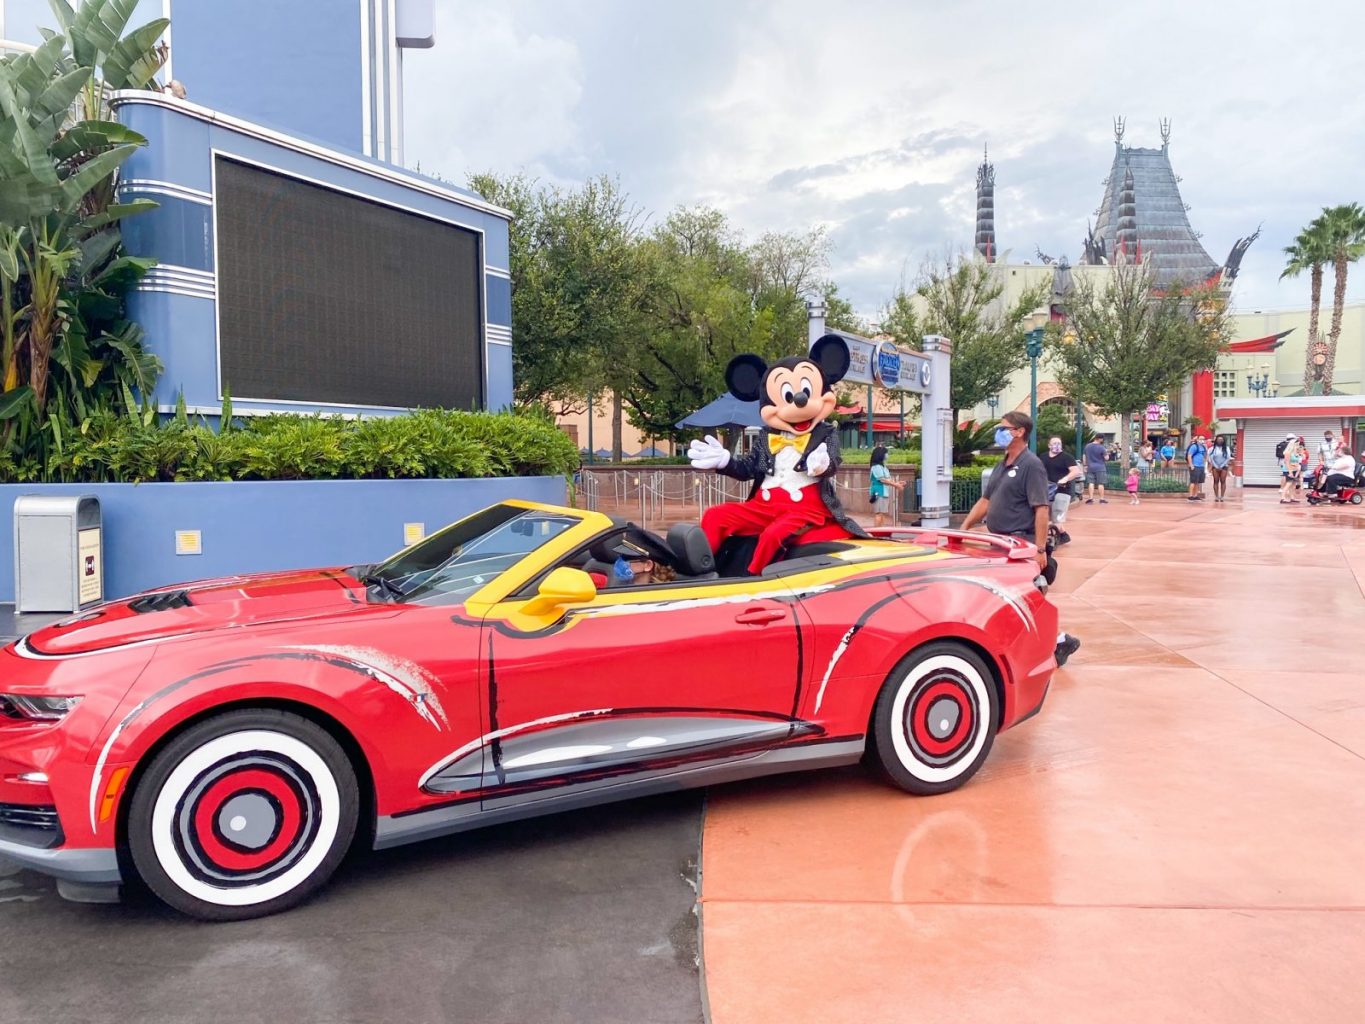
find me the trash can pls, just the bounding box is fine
[13,495,103,613]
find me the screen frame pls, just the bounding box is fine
[209,149,488,411]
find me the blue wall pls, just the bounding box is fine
[169,0,363,154]
[115,95,514,416]
[0,478,565,603]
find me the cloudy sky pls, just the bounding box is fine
[403,0,1365,323]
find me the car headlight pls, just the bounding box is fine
[1,694,83,721]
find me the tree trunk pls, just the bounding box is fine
[1118,412,1132,472]
[1305,263,1323,393]
[611,390,624,463]
[1324,254,1348,395]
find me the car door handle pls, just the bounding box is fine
[735,607,786,626]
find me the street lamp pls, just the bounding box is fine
[1247,363,1271,398]
[1025,328,1045,447]
[986,394,999,418]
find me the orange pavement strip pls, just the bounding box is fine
[700,490,1365,1024]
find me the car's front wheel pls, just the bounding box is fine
[127,709,359,920]
[868,641,1000,796]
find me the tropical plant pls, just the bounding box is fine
[1315,203,1365,395]
[953,418,1001,466]
[1280,222,1331,393]
[0,0,168,470]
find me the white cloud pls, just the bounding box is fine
[404,0,1365,319]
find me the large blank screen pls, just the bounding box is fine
[215,157,484,409]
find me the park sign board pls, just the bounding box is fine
[814,332,932,395]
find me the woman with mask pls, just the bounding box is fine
[1042,436,1082,544]
[1208,436,1232,502]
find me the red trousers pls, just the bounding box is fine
[701,486,834,574]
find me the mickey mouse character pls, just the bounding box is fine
[688,335,869,575]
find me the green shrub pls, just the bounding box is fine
[3,409,578,484]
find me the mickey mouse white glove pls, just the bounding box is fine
[688,435,731,470]
[805,442,831,476]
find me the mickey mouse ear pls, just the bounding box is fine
[810,335,851,385]
[726,354,767,401]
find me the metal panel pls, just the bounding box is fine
[13,495,101,612]
[1242,418,1335,486]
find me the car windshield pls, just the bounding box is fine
[363,505,580,605]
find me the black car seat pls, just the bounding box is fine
[666,524,717,579]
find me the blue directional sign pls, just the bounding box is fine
[874,343,902,389]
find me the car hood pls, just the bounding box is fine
[24,568,370,656]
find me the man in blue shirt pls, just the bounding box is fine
[1185,435,1208,501]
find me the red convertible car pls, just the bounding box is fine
[0,500,1057,919]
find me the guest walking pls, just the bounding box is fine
[1082,434,1109,504]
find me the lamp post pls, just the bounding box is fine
[1025,328,1045,448]
[1247,364,1271,398]
[986,394,999,419]
[586,393,595,464]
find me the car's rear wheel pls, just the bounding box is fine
[1351,493,1363,505]
[127,709,359,921]
[868,641,1000,795]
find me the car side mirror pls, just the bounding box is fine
[523,567,596,618]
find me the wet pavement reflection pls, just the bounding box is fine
[701,491,1365,1024]
[1,794,705,1024]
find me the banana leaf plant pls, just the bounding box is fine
[0,0,167,474]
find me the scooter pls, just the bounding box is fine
[1305,464,1365,506]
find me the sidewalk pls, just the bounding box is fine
[699,488,1365,1024]
[0,607,64,642]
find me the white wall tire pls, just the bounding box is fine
[869,642,1000,796]
[127,709,359,920]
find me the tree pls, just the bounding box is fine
[899,253,1050,430]
[623,208,851,443]
[470,172,647,461]
[1316,203,1365,395]
[1280,223,1331,393]
[1047,258,1228,471]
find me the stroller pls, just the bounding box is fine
[1305,460,1365,506]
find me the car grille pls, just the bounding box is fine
[0,802,63,849]
[129,590,193,613]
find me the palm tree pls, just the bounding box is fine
[1280,225,1330,392]
[1316,203,1365,394]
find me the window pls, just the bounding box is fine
[1213,370,1237,399]
[368,505,580,605]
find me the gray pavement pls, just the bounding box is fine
[0,793,706,1024]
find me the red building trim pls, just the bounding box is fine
[1192,369,1214,432]
[1224,329,1293,354]
[1217,404,1365,419]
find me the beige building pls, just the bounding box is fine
[1217,304,1365,401]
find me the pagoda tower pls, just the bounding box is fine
[1080,118,1222,287]
[975,146,995,262]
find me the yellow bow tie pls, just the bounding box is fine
[769,432,812,455]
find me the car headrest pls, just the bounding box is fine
[667,523,715,575]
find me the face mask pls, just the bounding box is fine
[1048,442,1062,454]
[995,427,1015,447]
[613,556,635,582]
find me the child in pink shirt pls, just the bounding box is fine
[1126,468,1140,504]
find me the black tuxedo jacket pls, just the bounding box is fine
[717,422,869,538]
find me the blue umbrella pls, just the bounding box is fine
[631,445,667,458]
[675,393,764,430]
[593,448,612,459]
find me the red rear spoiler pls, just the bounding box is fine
[868,526,1038,561]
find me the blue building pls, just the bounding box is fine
[12,0,514,415]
